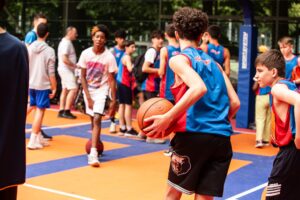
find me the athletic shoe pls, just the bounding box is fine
[117,128,127,136]
[57,110,64,118]
[146,138,166,144]
[124,128,139,137]
[88,154,100,167]
[37,134,50,147]
[163,147,173,157]
[263,141,270,146]
[41,130,52,141]
[27,134,43,150]
[255,140,263,148]
[137,132,147,140]
[62,110,77,119]
[109,122,117,133]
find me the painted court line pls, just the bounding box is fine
[24,183,95,200]
[226,182,267,200]
[25,119,110,132]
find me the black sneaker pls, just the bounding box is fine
[124,128,138,137]
[41,130,52,140]
[62,110,77,119]
[57,110,64,118]
[117,128,127,136]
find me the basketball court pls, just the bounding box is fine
[19,108,277,200]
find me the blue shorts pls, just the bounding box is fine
[29,89,51,109]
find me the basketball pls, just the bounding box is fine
[136,97,175,137]
[85,139,104,155]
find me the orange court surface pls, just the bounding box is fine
[20,108,278,200]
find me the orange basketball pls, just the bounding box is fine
[136,97,175,137]
[85,139,104,155]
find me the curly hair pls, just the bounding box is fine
[173,7,208,41]
[91,24,109,39]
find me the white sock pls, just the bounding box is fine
[90,147,98,156]
[121,125,126,130]
[29,133,38,143]
[126,126,132,131]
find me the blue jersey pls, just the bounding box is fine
[116,54,132,87]
[159,45,180,101]
[113,47,125,66]
[24,30,37,45]
[285,56,298,80]
[171,47,232,136]
[207,43,225,68]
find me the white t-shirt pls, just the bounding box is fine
[144,48,157,64]
[58,37,77,71]
[78,47,117,89]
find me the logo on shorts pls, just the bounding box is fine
[171,152,191,176]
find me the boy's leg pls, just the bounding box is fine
[263,95,271,145]
[255,95,265,148]
[63,88,78,119]
[194,194,213,200]
[165,185,182,200]
[88,113,102,167]
[0,186,18,200]
[58,88,67,116]
[124,104,138,137]
[28,107,46,150]
[117,104,126,136]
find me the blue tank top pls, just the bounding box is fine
[113,47,125,66]
[116,54,132,87]
[159,45,180,101]
[270,80,297,135]
[207,43,225,67]
[285,56,298,80]
[171,47,232,136]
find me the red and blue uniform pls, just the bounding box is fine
[270,80,297,144]
[159,45,180,101]
[171,47,232,136]
[256,86,271,95]
[141,52,160,93]
[207,43,225,68]
[285,56,298,80]
[116,54,132,88]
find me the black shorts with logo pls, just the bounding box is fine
[266,141,300,200]
[167,132,232,197]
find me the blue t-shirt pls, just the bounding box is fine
[24,30,37,45]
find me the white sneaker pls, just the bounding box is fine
[37,134,50,147]
[27,133,43,150]
[88,154,100,167]
[109,122,117,133]
[255,141,263,148]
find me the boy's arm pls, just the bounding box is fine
[224,48,231,77]
[144,55,207,137]
[108,72,117,117]
[80,68,93,109]
[272,84,300,149]
[158,47,167,77]
[48,51,57,99]
[124,55,134,73]
[49,75,57,99]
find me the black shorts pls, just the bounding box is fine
[143,91,158,101]
[168,132,232,197]
[266,141,300,200]
[117,83,132,105]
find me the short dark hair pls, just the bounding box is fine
[33,13,47,21]
[91,24,109,39]
[173,7,208,41]
[165,23,176,38]
[255,49,285,77]
[114,29,126,39]
[37,23,48,38]
[208,25,221,39]
[151,30,164,39]
[123,40,135,47]
[65,26,76,35]
[278,36,294,46]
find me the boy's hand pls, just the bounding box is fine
[143,114,172,138]
[87,97,94,110]
[295,137,300,150]
[49,89,56,99]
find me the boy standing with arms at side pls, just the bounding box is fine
[254,49,300,199]
[116,40,139,137]
[27,23,57,150]
[78,25,117,167]
[158,23,180,103]
[144,7,240,200]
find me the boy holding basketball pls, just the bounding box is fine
[254,49,300,199]
[144,7,240,200]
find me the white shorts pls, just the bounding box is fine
[83,86,109,117]
[58,68,78,90]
